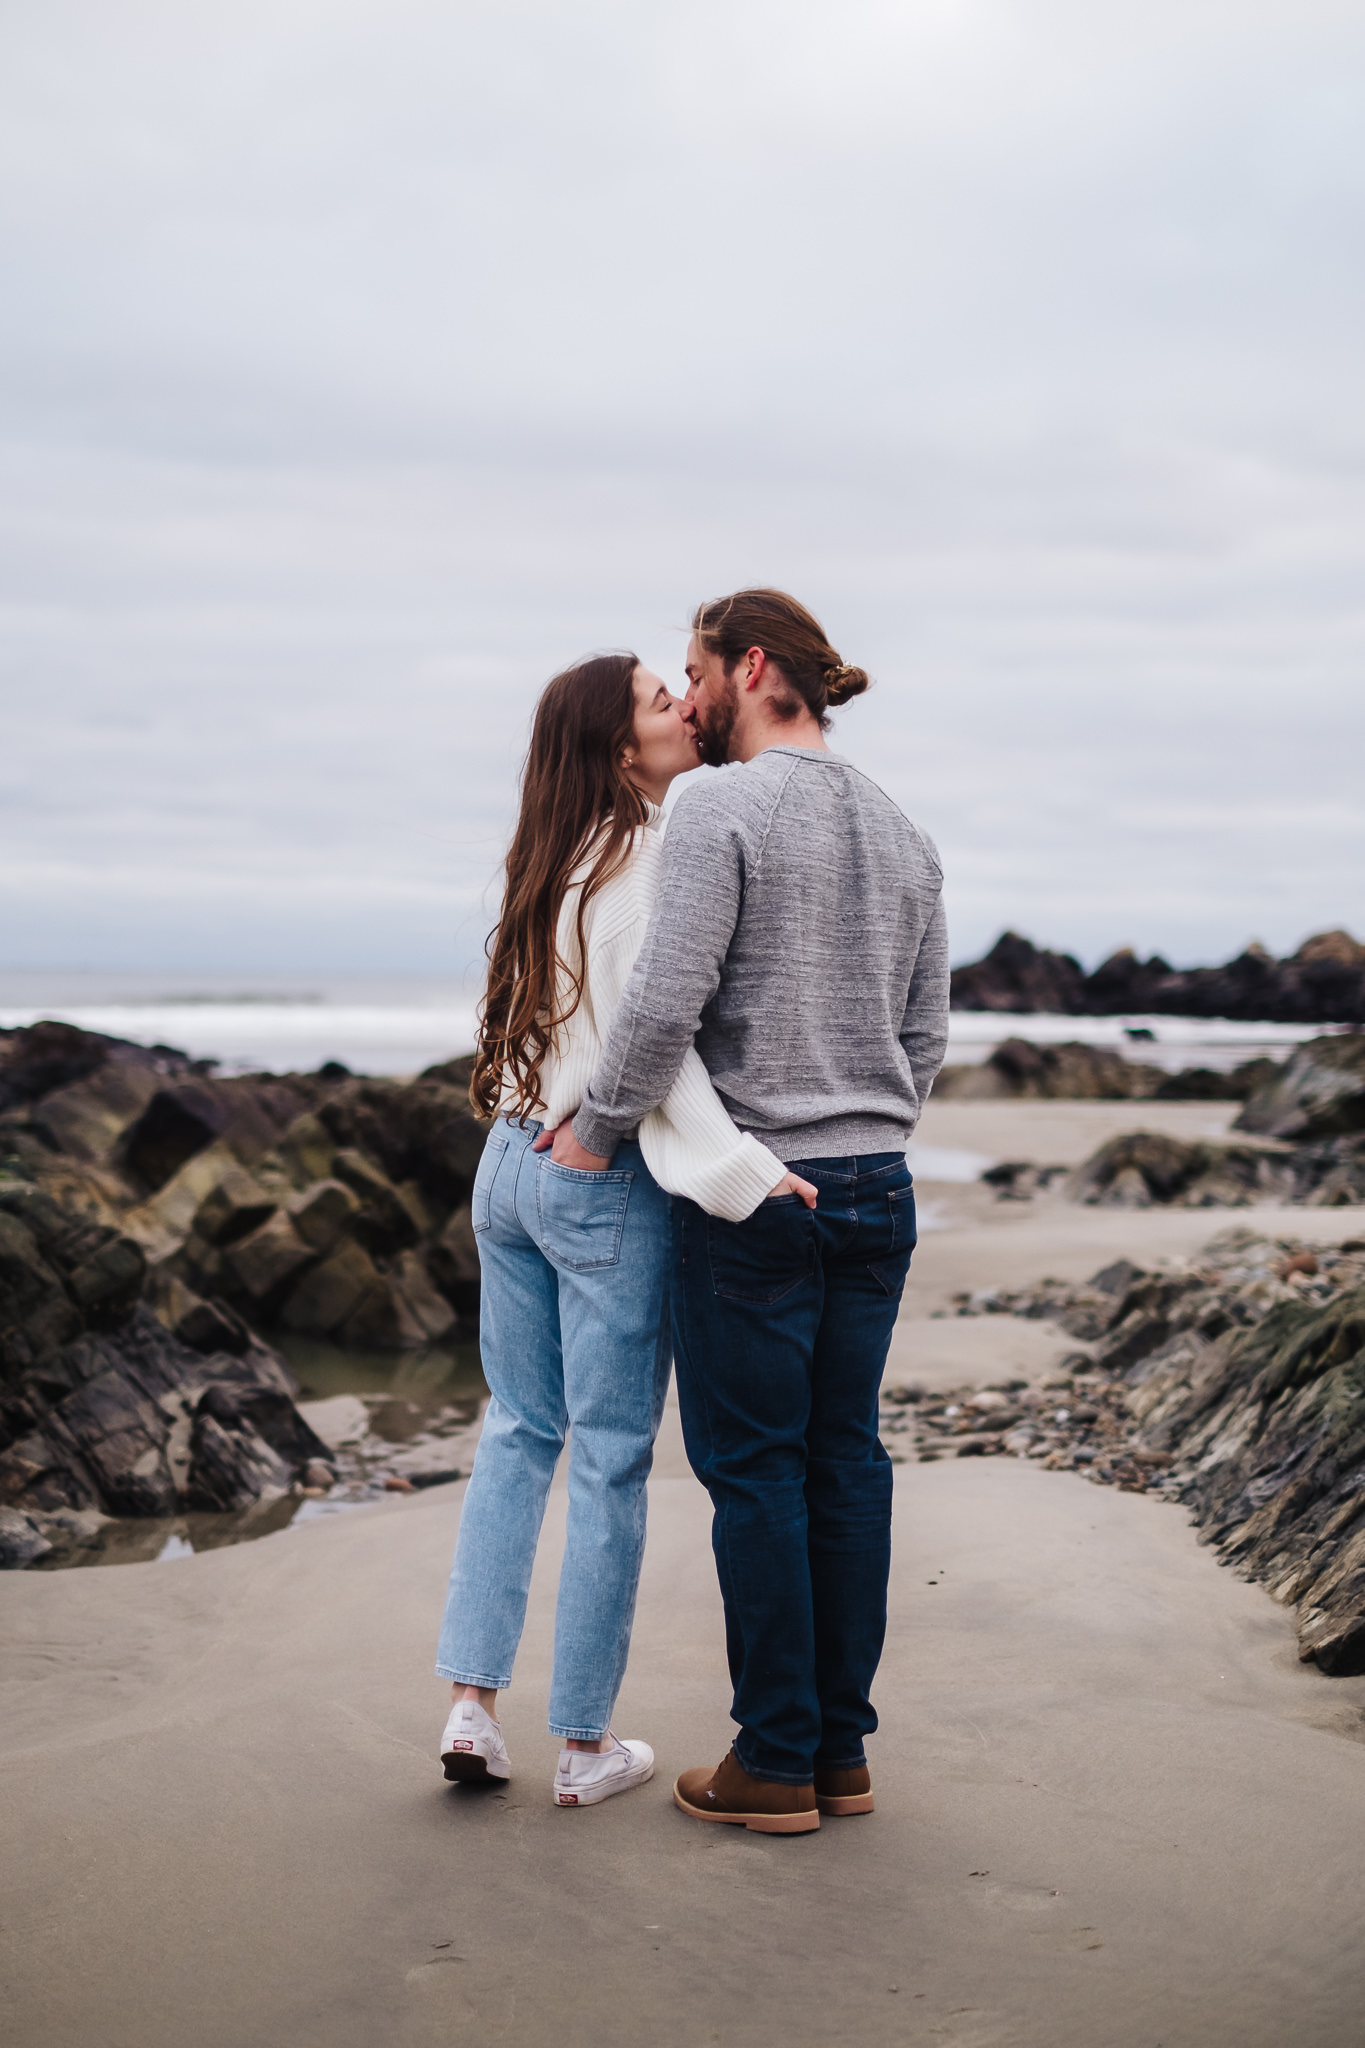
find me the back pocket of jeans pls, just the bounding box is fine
[535,1161,633,1270]
[707,1196,816,1305]
[471,1130,509,1233]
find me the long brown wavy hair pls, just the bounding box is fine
[470,653,648,1120]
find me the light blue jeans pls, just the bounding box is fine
[435,1116,673,1740]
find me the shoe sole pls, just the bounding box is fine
[672,1781,820,1834]
[815,1791,875,1816]
[554,1760,655,1807]
[441,1751,510,1785]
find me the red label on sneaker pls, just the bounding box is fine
[558,1793,579,1805]
[451,1740,473,1750]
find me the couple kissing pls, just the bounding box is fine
[436,585,948,1833]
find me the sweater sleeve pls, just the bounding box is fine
[573,788,743,1161]
[577,831,786,1219]
[638,1056,786,1220]
[900,869,951,1107]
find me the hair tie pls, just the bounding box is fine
[826,663,856,683]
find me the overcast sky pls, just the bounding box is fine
[2,0,1363,978]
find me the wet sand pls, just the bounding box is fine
[4,1103,1365,2047]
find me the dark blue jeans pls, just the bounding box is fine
[672,1153,916,1785]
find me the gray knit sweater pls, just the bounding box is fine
[573,745,950,1165]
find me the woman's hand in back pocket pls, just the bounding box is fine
[533,1120,611,1172]
[769,1170,818,1210]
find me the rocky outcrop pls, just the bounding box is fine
[948,933,1088,1014]
[118,1076,310,1191]
[146,1069,487,1351]
[0,1024,490,1362]
[951,930,1365,1023]
[1234,1033,1365,1142]
[1064,1128,1365,1210]
[0,1179,333,1558]
[0,1022,494,1558]
[898,1230,1365,1674]
[934,1038,1165,1101]
[934,1040,1283,1106]
[0,1018,198,1115]
[1050,1040,1365,1210]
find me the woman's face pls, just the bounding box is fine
[626,666,700,801]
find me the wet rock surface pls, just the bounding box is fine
[0,1024,490,1358]
[935,1037,1288,1105]
[883,1228,1365,1674]
[0,1021,493,1562]
[935,1038,1166,1101]
[950,927,1365,1023]
[1057,1041,1365,1209]
[1234,1032,1365,1142]
[0,1175,332,1555]
[965,1039,1365,1210]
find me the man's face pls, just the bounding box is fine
[682,634,739,768]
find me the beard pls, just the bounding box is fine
[693,673,739,768]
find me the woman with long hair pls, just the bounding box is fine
[435,653,813,1809]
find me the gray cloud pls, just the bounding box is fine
[2,0,1363,975]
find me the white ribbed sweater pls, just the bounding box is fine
[501,807,786,1222]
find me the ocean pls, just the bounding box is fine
[0,968,1328,1081]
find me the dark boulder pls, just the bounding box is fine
[1151,1057,1280,1102]
[949,933,1087,1014]
[287,1178,361,1253]
[334,1274,430,1350]
[331,1147,420,1256]
[192,1168,279,1247]
[1234,1034,1365,1142]
[279,1239,382,1336]
[390,1249,458,1343]
[0,1210,82,1378]
[936,1038,1165,1101]
[185,1383,332,1512]
[172,1292,253,1357]
[0,1158,334,1552]
[950,929,1365,1024]
[223,1211,316,1306]
[0,1019,192,1116]
[119,1076,307,1192]
[120,1082,235,1189]
[0,1302,326,1535]
[1068,1132,1295,1209]
[0,1185,146,1378]
[66,1235,147,1327]
[28,1061,162,1164]
[319,1078,488,1210]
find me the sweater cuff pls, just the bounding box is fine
[572,1104,626,1162]
[682,1134,788,1222]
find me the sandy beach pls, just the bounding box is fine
[5,1097,1365,2047]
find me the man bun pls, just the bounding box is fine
[691,588,871,733]
[824,663,870,706]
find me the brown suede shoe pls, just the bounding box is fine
[673,1748,819,1834]
[813,1764,874,1816]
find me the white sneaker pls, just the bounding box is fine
[440,1699,511,1784]
[553,1734,655,1808]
